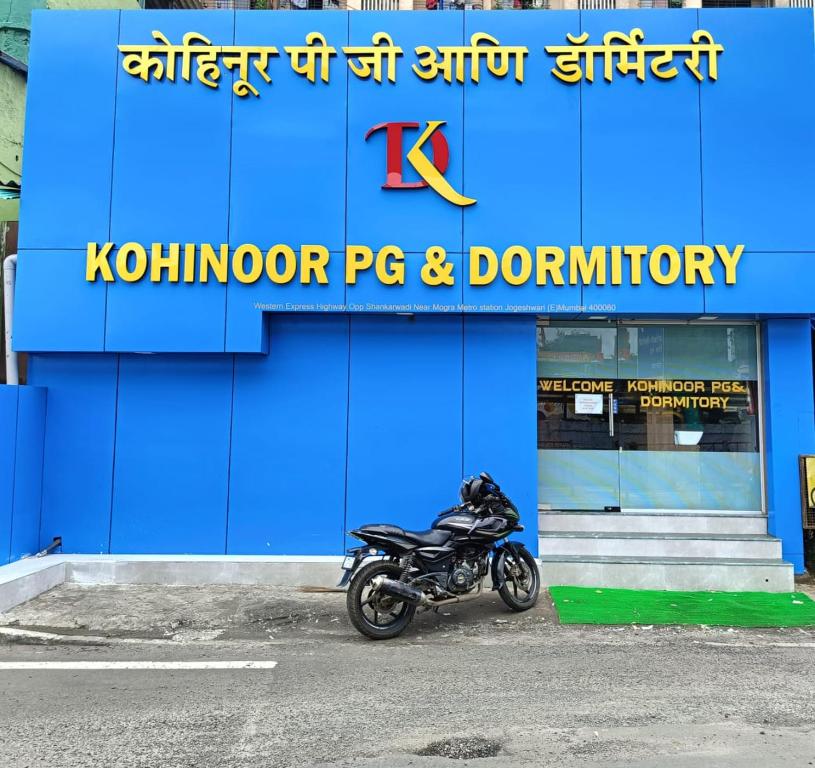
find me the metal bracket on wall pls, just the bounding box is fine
[34,537,62,559]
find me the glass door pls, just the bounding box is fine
[537,324,621,511]
[615,324,761,513]
[537,322,763,514]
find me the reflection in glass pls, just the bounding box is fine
[537,325,618,379]
[537,323,762,513]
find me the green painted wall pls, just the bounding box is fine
[0,61,25,188]
[0,0,139,221]
[2,0,139,65]
[0,0,46,65]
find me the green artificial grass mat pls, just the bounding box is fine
[549,586,815,627]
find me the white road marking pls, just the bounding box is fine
[0,661,278,670]
[700,641,815,648]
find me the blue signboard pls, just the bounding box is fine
[13,9,815,354]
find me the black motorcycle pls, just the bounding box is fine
[339,472,540,640]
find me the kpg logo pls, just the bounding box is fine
[365,121,476,208]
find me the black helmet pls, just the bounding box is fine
[459,476,482,504]
[460,473,498,505]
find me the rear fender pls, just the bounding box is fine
[337,546,382,588]
[337,537,413,588]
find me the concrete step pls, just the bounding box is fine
[539,532,782,560]
[538,555,794,592]
[539,511,767,536]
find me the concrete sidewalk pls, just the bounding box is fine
[0,554,346,614]
[2,579,815,647]
[0,582,557,644]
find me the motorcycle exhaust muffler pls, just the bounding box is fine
[371,576,484,608]
[371,576,427,606]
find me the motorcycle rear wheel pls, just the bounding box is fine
[496,547,540,612]
[346,561,417,640]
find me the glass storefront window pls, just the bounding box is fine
[537,322,763,514]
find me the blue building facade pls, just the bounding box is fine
[3,8,814,573]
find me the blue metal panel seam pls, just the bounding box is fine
[696,8,704,238]
[344,10,350,313]
[35,374,48,549]
[223,353,237,554]
[342,315,351,553]
[460,314,465,483]
[459,11,465,260]
[6,388,20,563]
[761,322,774,532]
[696,7,708,314]
[339,13,351,554]
[34,391,48,553]
[106,353,121,554]
[578,10,584,311]
[103,11,122,352]
[224,10,238,354]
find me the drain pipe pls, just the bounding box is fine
[3,253,18,385]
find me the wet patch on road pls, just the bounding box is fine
[416,736,503,760]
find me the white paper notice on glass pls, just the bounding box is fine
[574,393,604,415]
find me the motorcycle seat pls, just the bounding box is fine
[358,524,451,547]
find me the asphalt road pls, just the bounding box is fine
[0,585,814,768]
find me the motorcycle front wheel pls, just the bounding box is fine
[346,560,417,640]
[496,547,540,611]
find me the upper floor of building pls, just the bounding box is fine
[142,0,815,12]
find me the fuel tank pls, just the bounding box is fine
[432,513,477,533]
[432,512,513,540]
